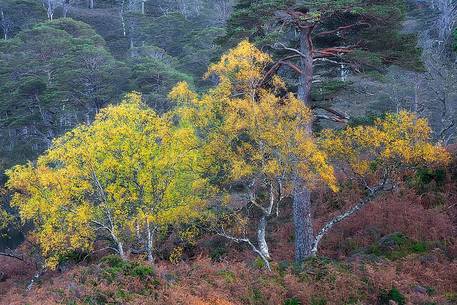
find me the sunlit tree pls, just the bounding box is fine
[6,92,210,268]
[316,111,450,255]
[169,41,337,269]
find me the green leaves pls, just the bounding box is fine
[0,19,127,173]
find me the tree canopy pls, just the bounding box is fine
[6,92,211,268]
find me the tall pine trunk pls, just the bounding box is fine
[293,26,315,263]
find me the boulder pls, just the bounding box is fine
[0,272,7,282]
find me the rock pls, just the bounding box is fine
[420,254,438,265]
[347,253,384,264]
[389,300,398,305]
[163,273,177,284]
[58,261,73,273]
[0,272,7,282]
[67,282,81,298]
[377,232,405,251]
[413,285,428,294]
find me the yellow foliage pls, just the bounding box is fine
[169,246,184,264]
[320,111,450,176]
[6,92,211,268]
[170,41,338,195]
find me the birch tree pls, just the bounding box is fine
[221,0,424,263]
[317,112,450,255]
[6,92,210,267]
[169,41,337,269]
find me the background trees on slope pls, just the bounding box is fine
[0,18,127,178]
[0,0,45,40]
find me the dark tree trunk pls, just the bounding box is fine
[297,27,313,107]
[293,26,315,263]
[293,175,314,261]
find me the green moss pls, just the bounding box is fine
[409,167,447,192]
[254,257,266,269]
[114,289,131,301]
[378,288,405,305]
[129,264,154,279]
[284,298,301,305]
[101,255,127,269]
[310,296,327,305]
[445,292,457,301]
[217,269,236,283]
[100,255,154,282]
[209,245,227,262]
[292,257,334,282]
[249,288,265,304]
[366,233,429,260]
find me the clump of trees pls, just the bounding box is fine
[4,41,450,271]
[0,18,127,173]
[219,0,426,263]
[170,41,449,268]
[6,92,211,268]
[169,40,338,269]
[0,18,194,178]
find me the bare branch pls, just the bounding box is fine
[311,184,385,255]
[0,249,25,262]
[216,230,271,271]
[315,22,370,37]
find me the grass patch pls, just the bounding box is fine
[378,288,405,305]
[366,233,428,260]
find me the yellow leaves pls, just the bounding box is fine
[272,75,286,91]
[205,40,271,96]
[170,40,337,195]
[168,81,197,105]
[123,91,143,105]
[6,92,211,268]
[169,246,184,264]
[320,111,451,178]
[205,40,271,81]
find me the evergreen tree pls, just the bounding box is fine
[220,0,424,262]
[0,18,128,175]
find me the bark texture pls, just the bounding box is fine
[293,26,315,263]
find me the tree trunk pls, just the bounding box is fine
[110,231,126,260]
[1,9,7,40]
[293,174,314,262]
[146,220,154,263]
[117,241,126,259]
[293,26,315,263]
[89,0,94,9]
[257,215,270,259]
[47,0,53,21]
[297,27,313,107]
[312,188,381,255]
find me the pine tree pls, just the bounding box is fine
[220,1,424,262]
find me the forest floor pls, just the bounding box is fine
[1,185,456,305]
